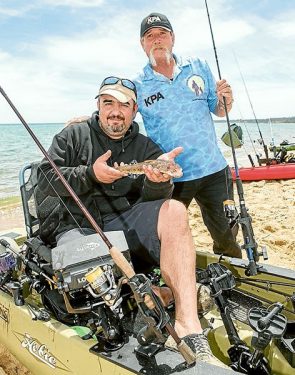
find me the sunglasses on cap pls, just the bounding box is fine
[100,76,137,97]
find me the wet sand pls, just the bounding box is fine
[0,179,294,374]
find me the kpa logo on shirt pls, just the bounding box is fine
[144,92,165,107]
[187,75,205,97]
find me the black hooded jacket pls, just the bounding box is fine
[37,111,173,237]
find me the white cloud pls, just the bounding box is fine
[276,22,295,37]
[266,8,295,38]
[43,0,104,7]
[1,1,295,123]
[0,4,35,17]
[0,6,144,123]
[0,7,20,16]
[0,0,104,19]
[0,50,10,60]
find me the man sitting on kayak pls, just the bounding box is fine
[37,76,227,368]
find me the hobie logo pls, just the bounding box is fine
[21,333,57,368]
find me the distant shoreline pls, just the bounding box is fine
[215,117,295,124]
[1,116,295,126]
[0,122,64,126]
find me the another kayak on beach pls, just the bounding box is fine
[231,163,295,181]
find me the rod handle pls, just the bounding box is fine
[177,340,196,365]
[109,246,135,279]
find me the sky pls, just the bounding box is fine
[0,0,295,124]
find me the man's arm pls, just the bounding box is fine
[38,133,95,197]
[65,116,90,127]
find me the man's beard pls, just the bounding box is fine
[100,116,126,137]
[108,123,125,133]
[149,46,172,67]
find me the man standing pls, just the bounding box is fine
[134,12,242,258]
[38,77,227,368]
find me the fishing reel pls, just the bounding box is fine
[0,250,16,278]
[1,233,132,352]
[0,238,18,285]
[48,233,132,351]
[223,199,239,229]
[222,199,268,277]
[0,237,29,306]
[52,234,129,313]
[0,237,19,271]
[84,264,122,308]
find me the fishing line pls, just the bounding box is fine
[241,145,254,168]
[269,118,275,148]
[233,52,269,165]
[239,114,259,156]
[37,166,88,237]
[236,104,258,167]
[268,117,277,159]
[204,0,240,179]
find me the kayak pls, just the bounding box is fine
[1,231,295,375]
[231,163,295,181]
[0,162,294,375]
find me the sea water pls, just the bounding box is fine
[0,123,64,199]
[0,121,294,199]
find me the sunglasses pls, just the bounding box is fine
[100,76,137,97]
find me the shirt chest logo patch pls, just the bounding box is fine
[144,92,165,107]
[187,75,205,97]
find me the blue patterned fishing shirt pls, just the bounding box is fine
[134,55,227,182]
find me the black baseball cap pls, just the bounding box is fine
[140,12,173,38]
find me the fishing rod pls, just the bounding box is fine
[241,138,255,168]
[237,104,260,167]
[236,117,255,167]
[233,52,270,165]
[204,0,263,276]
[0,85,195,365]
[268,118,276,158]
[269,118,275,148]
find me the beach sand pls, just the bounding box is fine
[0,346,30,375]
[0,179,294,374]
[189,179,295,270]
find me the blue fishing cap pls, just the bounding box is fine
[140,12,173,38]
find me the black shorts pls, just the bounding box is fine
[103,199,166,271]
[57,199,167,272]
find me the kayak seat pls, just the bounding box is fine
[19,161,61,246]
[19,162,130,263]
